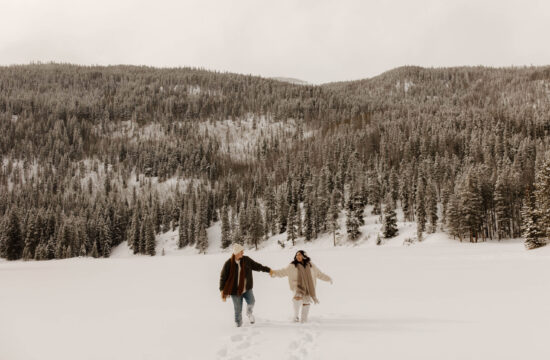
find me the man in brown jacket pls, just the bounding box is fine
[219,243,272,327]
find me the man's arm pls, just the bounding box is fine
[219,260,230,291]
[247,257,271,273]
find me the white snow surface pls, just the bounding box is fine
[2,208,550,360]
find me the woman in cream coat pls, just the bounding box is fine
[271,250,333,323]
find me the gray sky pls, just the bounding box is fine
[1,0,549,84]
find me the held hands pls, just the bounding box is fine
[269,269,274,277]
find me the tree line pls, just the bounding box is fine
[2,64,550,260]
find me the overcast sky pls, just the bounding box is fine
[1,0,549,83]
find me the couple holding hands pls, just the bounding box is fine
[219,243,333,327]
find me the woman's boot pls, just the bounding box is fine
[292,298,302,322]
[301,304,310,323]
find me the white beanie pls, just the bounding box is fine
[232,243,244,255]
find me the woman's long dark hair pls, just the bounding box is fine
[291,250,311,267]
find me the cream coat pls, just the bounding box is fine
[272,262,332,293]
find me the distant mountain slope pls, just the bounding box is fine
[270,77,309,85]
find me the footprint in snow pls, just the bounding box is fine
[287,325,318,360]
[218,326,262,359]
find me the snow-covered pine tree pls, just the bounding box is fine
[129,207,141,253]
[383,203,398,238]
[91,240,99,258]
[101,219,112,258]
[79,242,87,257]
[460,172,483,243]
[22,214,39,260]
[534,157,550,241]
[328,191,340,246]
[139,219,147,254]
[145,217,156,256]
[287,205,297,246]
[521,190,545,249]
[277,191,288,234]
[416,176,427,234]
[153,197,162,234]
[426,182,438,233]
[401,181,411,222]
[369,173,382,215]
[346,190,361,241]
[46,236,55,260]
[316,177,329,233]
[4,210,23,260]
[221,205,231,249]
[231,210,243,245]
[494,172,511,240]
[441,184,451,227]
[187,207,196,246]
[249,202,264,250]
[446,193,462,240]
[303,182,314,241]
[390,169,399,207]
[264,186,277,236]
[178,210,188,248]
[353,190,365,226]
[196,222,208,254]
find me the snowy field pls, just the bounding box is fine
[1,238,550,360]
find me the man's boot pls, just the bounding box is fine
[247,305,255,324]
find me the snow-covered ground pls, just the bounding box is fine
[2,237,550,360]
[2,206,550,360]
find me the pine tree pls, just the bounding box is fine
[128,207,140,254]
[139,220,146,254]
[303,183,314,241]
[287,205,297,246]
[494,173,511,239]
[231,210,243,245]
[460,172,483,243]
[533,158,550,240]
[196,222,208,254]
[22,214,39,260]
[383,204,398,238]
[522,190,545,249]
[178,210,188,248]
[91,240,99,258]
[346,191,361,241]
[102,220,112,258]
[446,193,462,240]
[250,203,264,250]
[416,176,427,234]
[277,191,288,234]
[369,174,382,215]
[220,205,231,249]
[353,191,365,226]
[390,169,399,207]
[187,208,196,246]
[145,217,156,256]
[46,236,56,260]
[4,210,23,260]
[79,242,87,257]
[327,191,340,246]
[426,182,438,233]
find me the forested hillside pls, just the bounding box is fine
[1,63,550,261]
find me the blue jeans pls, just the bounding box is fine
[231,289,255,326]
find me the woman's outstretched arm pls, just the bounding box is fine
[271,264,291,278]
[312,263,333,283]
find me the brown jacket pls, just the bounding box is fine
[219,256,271,296]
